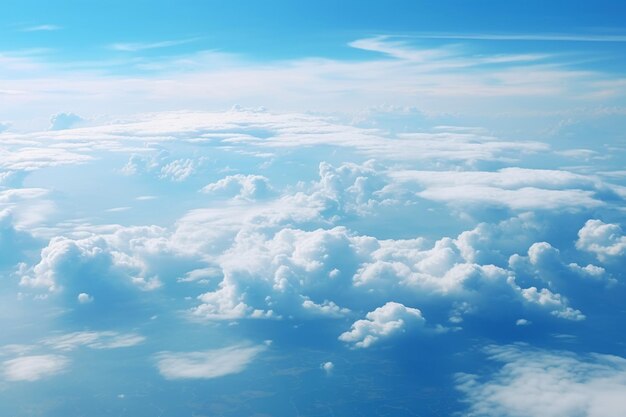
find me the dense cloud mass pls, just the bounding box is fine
[1,60,625,416]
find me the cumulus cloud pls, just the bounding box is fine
[49,112,84,130]
[2,354,69,381]
[518,286,585,321]
[159,158,196,181]
[321,361,334,374]
[339,302,425,348]
[77,292,93,303]
[576,219,626,261]
[509,241,613,289]
[201,174,273,200]
[155,344,267,380]
[457,344,626,417]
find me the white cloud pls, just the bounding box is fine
[457,344,626,417]
[321,361,334,374]
[339,302,425,348]
[519,286,585,321]
[159,158,195,181]
[77,292,93,304]
[41,331,145,351]
[2,354,69,381]
[155,344,267,380]
[49,112,84,130]
[201,174,273,200]
[302,298,350,318]
[110,38,200,52]
[389,168,611,211]
[0,147,92,171]
[576,219,626,261]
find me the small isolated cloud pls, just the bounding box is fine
[515,318,531,326]
[2,355,69,381]
[339,302,425,348]
[457,344,626,417]
[49,112,83,130]
[155,344,267,380]
[576,219,626,261]
[321,361,334,374]
[77,292,93,304]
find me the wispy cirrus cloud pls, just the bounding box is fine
[20,24,62,32]
[109,37,201,52]
[410,32,626,43]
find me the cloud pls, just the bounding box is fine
[159,158,196,181]
[389,168,614,211]
[155,344,267,380]
[41,331,145,351]
[457,344,626,417]
[21,24,61,32]
[321,361,334,374]
[509,241,613,289]
[576,219,626,261]
[110,38,200,52]
[302,298,350,318]
[517,286,585,321]
[0,147,92,171]
[77,292,93,304]
[339,302,425,348]
[2,354,69,381]
[201,174,273,200]
[49,112,84,130]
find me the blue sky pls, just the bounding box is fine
[2,2,626,416]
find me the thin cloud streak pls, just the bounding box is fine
[110,37,202,52]
[411,32,626,42]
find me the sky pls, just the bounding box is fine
[1,1,626,416]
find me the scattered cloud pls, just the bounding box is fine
[576,219,626,261]
[155,344,267,380]
[457,344,626,417]
[110,37,200,52]
[339,302,425,348]
[2,354,69,381]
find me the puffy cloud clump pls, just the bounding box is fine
[339,302,425,348]
[509,241,612,290]
[576,219,626,261]
[457,344,626,417]
[16,225,178,301]
[202,174,273,200]
[49,112,83,130]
